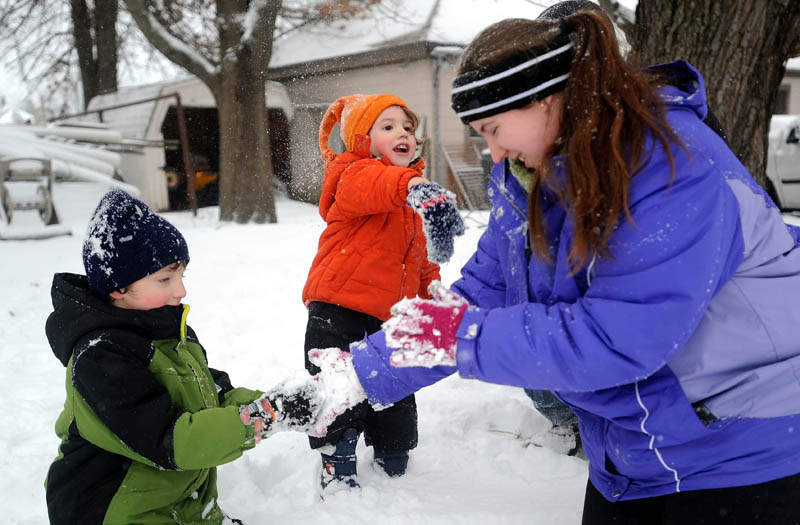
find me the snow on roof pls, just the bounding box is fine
[86,82,166,140]
[83,76,294,140]
[0,106,34,125]
[272,1,799,76]
[270,0,546,68]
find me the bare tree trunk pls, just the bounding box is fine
[628,0,800,187]
[124,0,282,222]
[216,59,276,223]
[71,0,97,107]
[94,1,118,97]
[70,0,118,108]
[215,0,280,223]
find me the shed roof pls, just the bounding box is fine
[270,0,544,69]
[85,82,165,139]
[270,1,800,76]
[85,77,293,139]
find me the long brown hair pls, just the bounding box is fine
[459,11,683,271]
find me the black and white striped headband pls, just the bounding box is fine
[451,32,575,124]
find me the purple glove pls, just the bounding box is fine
[383,280,468,367]
[407,182,466,264]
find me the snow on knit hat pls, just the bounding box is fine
[538,0,603,19]
[82,189,189,297]
[319,94,408,165]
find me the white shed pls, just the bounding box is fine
[81,77,293,211]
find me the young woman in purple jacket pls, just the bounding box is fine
[314,7,800,525]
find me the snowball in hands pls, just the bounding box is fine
[263,375,323,432]
[384,280,468,368]
[306,347,368,437]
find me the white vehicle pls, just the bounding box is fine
[766,115,800,210]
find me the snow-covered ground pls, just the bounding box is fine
[7,182,800,524]
[2,182,590,524]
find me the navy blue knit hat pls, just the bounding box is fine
[538,0,603,20]
[82,190,189,296]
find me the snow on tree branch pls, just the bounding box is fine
[241,0,269,43]
[122,0,218,83]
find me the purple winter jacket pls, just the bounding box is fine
[350,61,800,501]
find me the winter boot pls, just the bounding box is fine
[568,425,584,458]
[373,449,409,477]
[544,423,582,457]
[320,428,360,490]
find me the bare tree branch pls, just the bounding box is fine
[122,0,218,84]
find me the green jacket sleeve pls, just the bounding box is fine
[70,335,257,471]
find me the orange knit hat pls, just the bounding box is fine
[319,94,409,165]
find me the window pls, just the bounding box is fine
[773,85,790,115]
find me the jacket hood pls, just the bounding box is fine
[46,272,185,366]
[648,59,708,122]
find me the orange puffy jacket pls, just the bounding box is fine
[303,135,440,321]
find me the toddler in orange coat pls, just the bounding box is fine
[302,93,464,491]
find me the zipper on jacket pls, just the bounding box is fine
[180,304,190,341]
[177,304,216,409]
[492,177,528,221]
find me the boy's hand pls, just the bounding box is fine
[239,396,275,444]
[306,347,368,437]
[240,375,323,443]
[383,280,468,368]
[407,182,466,264]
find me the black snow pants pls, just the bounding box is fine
[303,301,418,453]
[582,472,800,525]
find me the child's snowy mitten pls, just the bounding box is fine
[407,182,466,264]
[240,376,323,443]
[383,280,468,368]
[306,347,369,437]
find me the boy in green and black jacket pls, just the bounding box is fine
[45,189,321,524]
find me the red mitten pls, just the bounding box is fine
[383,281,468,368]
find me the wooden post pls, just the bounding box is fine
[174,95,197,216]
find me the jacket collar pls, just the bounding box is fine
[46,273,186,366]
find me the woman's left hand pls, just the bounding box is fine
[383,281,468,368]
